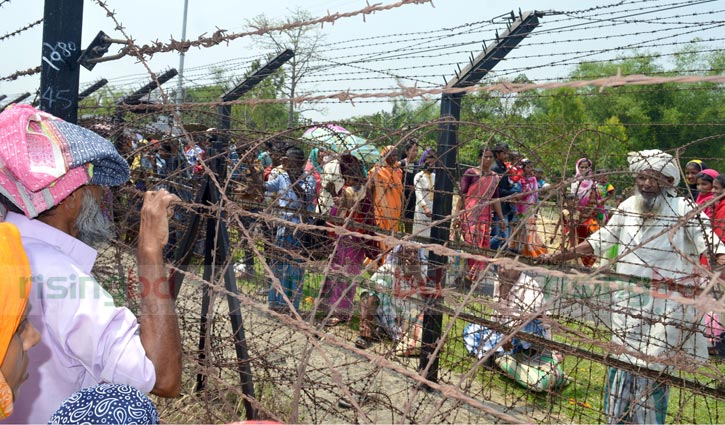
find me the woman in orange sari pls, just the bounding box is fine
[458,147,504,282]
[369,145,403,256]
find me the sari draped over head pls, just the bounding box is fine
[462,171,500,251]
[461,171,500,282]
[695,169,719,218]
[369,147,403,256]
[572,157,595,201]
[369,149,403,232]
[307,148,324,174]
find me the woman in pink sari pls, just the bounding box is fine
[320,155,379,325]
[458,147,504,282]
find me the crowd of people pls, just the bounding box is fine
[247,137,725,424]
[1,103,725,424]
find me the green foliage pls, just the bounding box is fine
[180,63,291,134]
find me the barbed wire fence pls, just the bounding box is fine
[3,0,725,423]
[82,100,725,423]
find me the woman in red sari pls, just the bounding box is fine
[457,147,504,282]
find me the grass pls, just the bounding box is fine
[175,233,725,423]
[438,306,725,424]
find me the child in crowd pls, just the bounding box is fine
[696,169,719,218]
[596,168,615,206]
[712,174,725,240]
[534,168,549,189]
[517,159,547,258]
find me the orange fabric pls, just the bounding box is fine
[369,165,403,232]
[0,222,31,363]
[521,215,548,258]
[0,222,32,419]
[369,164,403,256]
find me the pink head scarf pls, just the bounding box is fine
[574,157,594,201]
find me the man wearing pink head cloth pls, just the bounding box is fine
[0,105,181,423]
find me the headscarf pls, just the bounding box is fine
[418,148,435,167]
[628,149,681,196]
[0,222,32,419]
[695,169,720,218]
[685,159,706,199]
[686,159,706,172]
[257,151,273,168]
[0,105,130,219]
[699,168,720,180]
[381,145,396,164]
[48,384,159,424]
[307,148,324,174]
[573,158,595,201]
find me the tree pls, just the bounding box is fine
[249,8,325,128]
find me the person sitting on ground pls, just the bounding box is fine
[0,105,182,423]
[48,383,159,425]
[355,244,428,353]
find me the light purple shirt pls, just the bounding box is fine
[6,212,155,424]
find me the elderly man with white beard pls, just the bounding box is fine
[542,149,725,424]
[0,105,181,423]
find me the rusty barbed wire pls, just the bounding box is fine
[0,18,42,42]
[0,65,40,82]
[91,0,434,60]
[104,72,725,113]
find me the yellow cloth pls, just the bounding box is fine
[0,222,31,362]
[0,222,32,419]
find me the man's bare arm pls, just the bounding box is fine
[137,189,182,398]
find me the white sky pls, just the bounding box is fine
[1,0,723,121]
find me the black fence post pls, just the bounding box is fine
[189,49,293,420]
[420,11,542,384]
[39,0,84,122]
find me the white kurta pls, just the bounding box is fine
[587,195,725,371]
[316,159,344,215]
[412,170,434,239]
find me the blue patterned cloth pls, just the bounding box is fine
[48,384,158,424]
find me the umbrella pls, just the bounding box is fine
[347,135,381,164]
[301,125,380,164]
[301,125,351,153]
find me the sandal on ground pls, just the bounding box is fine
[324,316,346,327]
[355,336,371,349]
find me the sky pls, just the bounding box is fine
[1,0,723,121]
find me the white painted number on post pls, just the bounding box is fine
[41,86,72,110]
[42,41,77,72]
